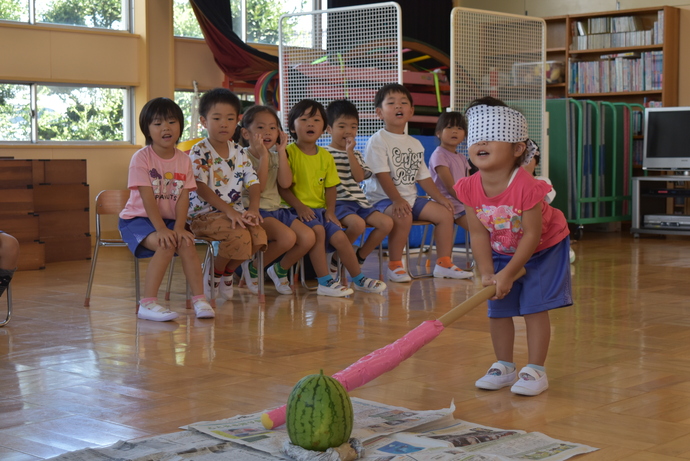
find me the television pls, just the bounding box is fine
[643,107,690,172]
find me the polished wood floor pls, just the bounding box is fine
[2,231,690,459]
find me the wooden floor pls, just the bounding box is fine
[2,230,690,459]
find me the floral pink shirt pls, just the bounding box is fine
[454,167,569,255]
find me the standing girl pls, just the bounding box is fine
[454,97,571,396]
[119,98,213,321]
[239,105,315,295]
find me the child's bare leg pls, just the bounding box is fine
[140,234,175,299]
[285,220,315,269]
[418,201,454,259]
[176,241,204,296]
[308,225,329,278]
[330,230,361,276]
[360,211,393,259]
[341,214,366,245]
[524,311,550,367]
[383,207,412,262]
[261,217,296,266]
[455,214,469,232]
[489,317,515,363]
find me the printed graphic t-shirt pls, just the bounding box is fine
[120,145,196,220]
[363,129,430,207]
[454,167,569,255]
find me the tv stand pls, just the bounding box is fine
[632,175,690,237]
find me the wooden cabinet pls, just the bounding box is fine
[0,159,90,270]
[545,6,679,107]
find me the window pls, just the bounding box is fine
[0,0,129,31]
[174,90,207,142]
[0,83,132,143]
[173,0,321,45]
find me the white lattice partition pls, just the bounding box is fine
[451,8,547,173]
[279,2,402,150]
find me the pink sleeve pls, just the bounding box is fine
[453,176,472,205]
[127,150,153,190]
[522,176,551,210]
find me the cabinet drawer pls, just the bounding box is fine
[2,214,39,241]
[33,184,89,212]
[0,189,34,214]
[38,210,89,237]
[42,159,87,184]
[43,234,91,263]
[17,241,46,271]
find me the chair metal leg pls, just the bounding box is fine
[406,224,434,279]
[164,257,175,301]
[134,255,141,311]
[257,251,265,303]
[84,241,101,307]
[299,257,318,291]
[1,285,11,327]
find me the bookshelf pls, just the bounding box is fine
[544,6,679,107]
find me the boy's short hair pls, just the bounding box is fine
[139,97,184,146]
[435,111,467,135]
[374,83,414,108]
[287,99,327,140]
[199,88,241,118]
[326,99,359,125]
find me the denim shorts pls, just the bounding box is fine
[260,208,298,228]
[335,200,377,221]
[118,217,176,258]
[372,196,431,220]
[487,237,573,318]
[299,208,342,252]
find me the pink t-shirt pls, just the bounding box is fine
[119,145,197,220]
[454,167,569,255]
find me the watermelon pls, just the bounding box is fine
[286,370,354,451]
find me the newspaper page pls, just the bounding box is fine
[186,398,456,457]
[359,419,597,460]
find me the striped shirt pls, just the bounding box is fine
[325,146,372,209]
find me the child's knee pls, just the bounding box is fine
[344,216,366,235]
[277,229,297,249]
[372,213,394,233]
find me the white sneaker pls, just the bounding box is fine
[240,260,259,294]
[387,266,411,283]
[219,274,234,300]
[511,367,548,396]
[317,279,353,297]
[433,264,473,279]
[353,276,387,293]
[267,264,293,295]
[193,299,215,319]
[138,303,179,322]
[475,362,517,390]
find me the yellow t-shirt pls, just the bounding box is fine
[285,143,340,209]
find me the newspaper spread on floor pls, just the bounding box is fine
[48,398,596,461]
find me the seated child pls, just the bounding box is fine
[119,97,213,321]
[324,99,393,267]
[187,88,267,301]
[239,104,316,295]
[429,111,471,233]
[362,84,473,282]
[279,99,387,297]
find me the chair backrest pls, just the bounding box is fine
[95,189,130,216]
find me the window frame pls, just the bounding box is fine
[0,81,135,145]
[0,0,132,32]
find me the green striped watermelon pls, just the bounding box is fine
[286,370,354,451]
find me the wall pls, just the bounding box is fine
[0,1,226,239]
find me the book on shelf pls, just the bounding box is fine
[568,51,663,94]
